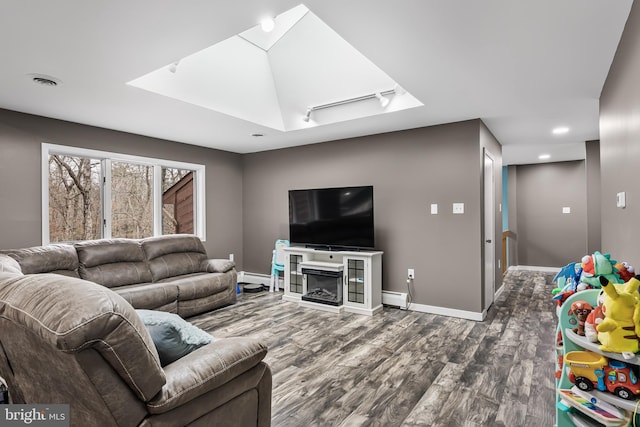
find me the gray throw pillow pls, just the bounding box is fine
[136,309,214,366]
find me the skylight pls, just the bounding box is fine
[127,4,422,132]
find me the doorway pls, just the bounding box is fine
[483,149,496,312]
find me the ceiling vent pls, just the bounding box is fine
[29,74,60,86]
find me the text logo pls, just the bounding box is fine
[1,405,69,426]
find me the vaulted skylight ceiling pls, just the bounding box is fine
[127,4,422,132]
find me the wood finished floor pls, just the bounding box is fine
[189,269,557,427]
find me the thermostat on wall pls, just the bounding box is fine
[617,191,626,208]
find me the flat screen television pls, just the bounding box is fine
[288,185,374,250]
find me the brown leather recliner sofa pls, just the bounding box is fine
[0,235,272,426]
[0,269,272,426]
[0,234,237,317]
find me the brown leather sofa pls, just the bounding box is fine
[0,234,236,317]
[0,269,272,426]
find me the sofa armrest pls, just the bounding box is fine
[202,259,235,273]
[146,337,267,414]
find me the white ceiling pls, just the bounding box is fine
[0,1,632,164]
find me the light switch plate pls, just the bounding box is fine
[617,191,626,208]
[562,207,571,214]
[430,203,438,215]
[453,203,464,214]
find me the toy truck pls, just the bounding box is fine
[565,350,640,400]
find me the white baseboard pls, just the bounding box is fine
[408,302,485,321]
[507,265,560,273]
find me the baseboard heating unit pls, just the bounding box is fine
[382,291,408,309]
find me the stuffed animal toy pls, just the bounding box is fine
[584,290,606,343]
[552,290,575,307]
[615,262,636,282]
[552,262,584,306]
[597,275,640,358]
[553,262,582,293]
[569,301,593,336]
[580,251,621,288]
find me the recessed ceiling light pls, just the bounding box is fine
[538,154,551,160]
[29,74,61,86]
[260,17,275,32]
[552,126,569,135]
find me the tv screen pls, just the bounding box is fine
[288,186,374,250]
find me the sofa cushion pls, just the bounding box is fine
[0,254,22,274]
[1,244,79,277]
[114,282,179,311]
[76,239,152,287]
[142,235,208,282]
[136,310,214,366]
[160,272,233,301]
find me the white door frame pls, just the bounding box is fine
[483,149,496,312]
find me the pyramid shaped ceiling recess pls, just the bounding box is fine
[128,4,422,132]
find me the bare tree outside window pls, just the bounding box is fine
[48,154,102,242]
[45,145,204,243]
[111,162,153,238]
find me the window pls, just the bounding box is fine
[43,144,205,244]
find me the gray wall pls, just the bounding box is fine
[0,107,503,314]
[506,165,519,267]
[0,109,244,264]
[585,140,602,254]
[513,161,588,267]
[600,1,640,262]
[243,120,502,313]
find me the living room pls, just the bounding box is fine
[2,2,640,426]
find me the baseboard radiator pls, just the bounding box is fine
[382,291,408,309]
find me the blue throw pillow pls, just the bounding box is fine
[136,309,214,366]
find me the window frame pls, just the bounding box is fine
[42,143,206,244]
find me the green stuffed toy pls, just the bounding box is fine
[580,251,622,288]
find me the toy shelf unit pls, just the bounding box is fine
[282,246,383,316]
[555,289,640,427]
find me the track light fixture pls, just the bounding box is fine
[302,86,401,122]
[168,61,180,74]
[375,92,390,107]
[393,83,406,96]
[302,108,312,122]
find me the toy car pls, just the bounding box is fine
[565,350,640,400]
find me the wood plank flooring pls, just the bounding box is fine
[188,269,557,426]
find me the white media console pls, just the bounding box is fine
[282,247,383,316]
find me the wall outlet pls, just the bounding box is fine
[229,253,234,261]
[430,203,438,215]
[453,203,464,214]
[408,268,415,280]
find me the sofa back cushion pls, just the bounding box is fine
[142,235,207,282]
[1,244,79,277]
[76,239,152,288]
